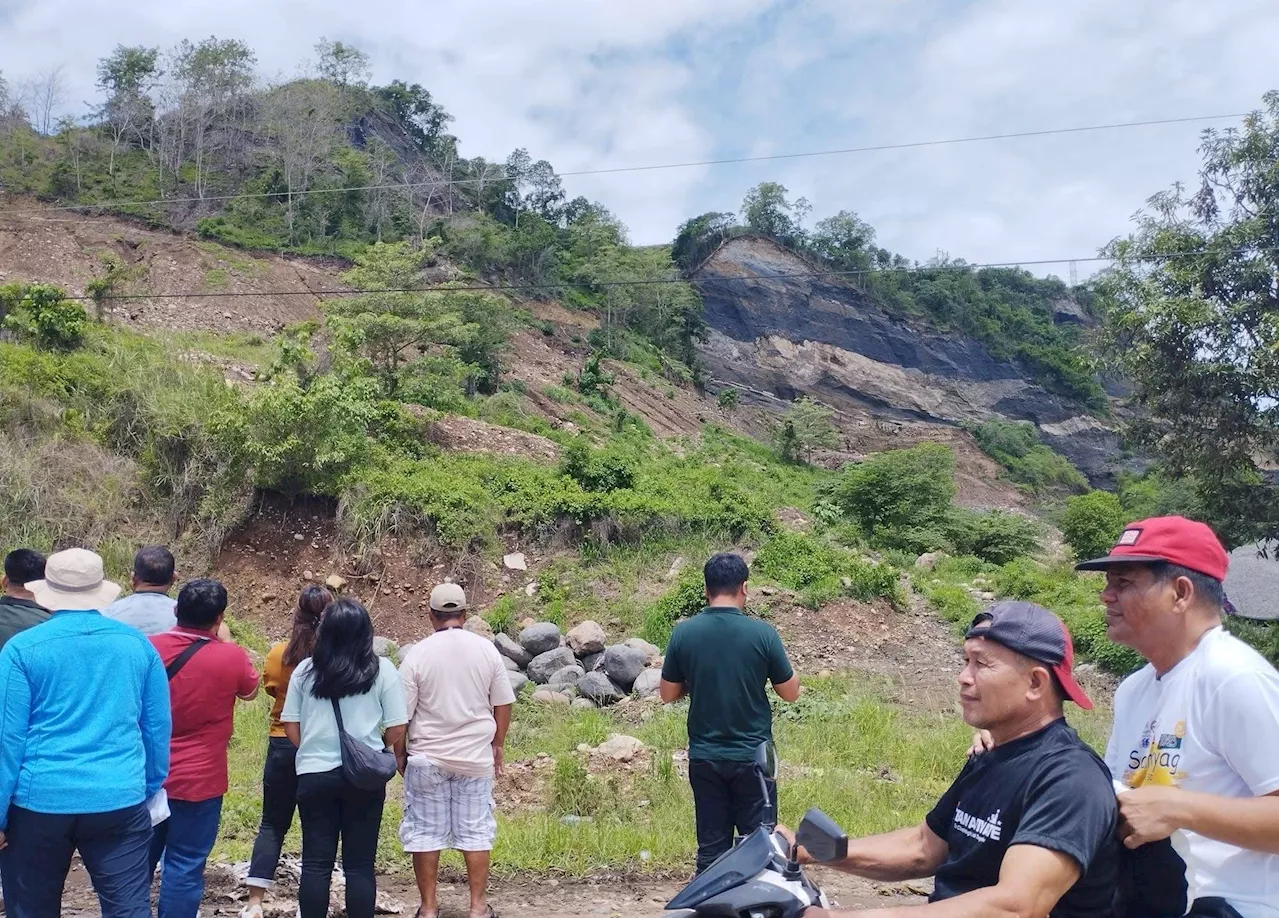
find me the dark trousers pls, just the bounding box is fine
[247,737,299,887]
[688,759,776,874]
[296,767,385,918]
[149,796,224,918]
[0,803,151,918]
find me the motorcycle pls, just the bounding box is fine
[665,742,849,918]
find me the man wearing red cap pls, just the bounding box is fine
[791,601,1119,918]
[1076,516,1279,918]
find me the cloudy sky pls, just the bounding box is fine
[1,0,1275,273]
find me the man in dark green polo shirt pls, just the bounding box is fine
[0,548,49,651]
[660,552,800,873]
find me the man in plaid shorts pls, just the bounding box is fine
[395,584,514,918]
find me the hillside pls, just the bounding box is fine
[693,235,1126,485]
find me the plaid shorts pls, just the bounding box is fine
[399,758,497,852]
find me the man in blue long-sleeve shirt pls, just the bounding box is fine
[0,547,171,918]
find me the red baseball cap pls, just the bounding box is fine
[1074,516,1229,582]
[965,601,1093,709]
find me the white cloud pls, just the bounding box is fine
[0,0,1275,259]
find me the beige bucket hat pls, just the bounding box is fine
[28,548,122,612]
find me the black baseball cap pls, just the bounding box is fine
[965,601,1093,710]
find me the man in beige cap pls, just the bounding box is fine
[395,584,514,918]
[0,547,171,918]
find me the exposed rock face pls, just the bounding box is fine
[691,237,1124,485]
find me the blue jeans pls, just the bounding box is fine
[1,802,152,918]
[149,796,224,918]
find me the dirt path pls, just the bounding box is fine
[60,861,928,917]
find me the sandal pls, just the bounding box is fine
[413,908,440,918]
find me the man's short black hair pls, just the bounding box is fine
[4,548,46,586]
[704,553,749,597]
[1151,561,1224,611]
[134,545,175,586]
[176,578,228,629]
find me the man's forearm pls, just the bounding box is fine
[823,886,1027,918]
[493,704,512,746]
[827,825,941,882]
[1178,790,1279,853]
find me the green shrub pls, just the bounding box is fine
[1061,490,1127,561]
[828,444,956,542]
[1,283,87,351]
[753,531,901,609]
[968,419,1087,494]
[716,387,740,409]
[216,373,377,496]
[485,596,518,635]
[946,509,1043,565]
[641,567,707,648]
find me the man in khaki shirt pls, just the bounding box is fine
[395,584,514,918]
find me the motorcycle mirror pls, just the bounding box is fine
[753,741,779,781]
[795,808,848,863]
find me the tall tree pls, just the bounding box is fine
[314,38,371,88]
[168,37,257,197]
[95,45,160,180]
[1097,92,1278,549]
[741,181,807,239]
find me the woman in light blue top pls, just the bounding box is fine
[280,599,407,918]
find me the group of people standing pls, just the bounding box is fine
[0,544,512,918]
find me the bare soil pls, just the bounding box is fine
[58,859,926,917]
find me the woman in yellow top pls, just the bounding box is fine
[241,585,333,918]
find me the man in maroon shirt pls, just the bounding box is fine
[149,578,258,918]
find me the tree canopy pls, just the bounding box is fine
[1097,93,1278,549]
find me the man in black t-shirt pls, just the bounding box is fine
[790,601,1119,917]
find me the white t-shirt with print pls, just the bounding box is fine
[280,656,408,776]
[1105,626,1279,918]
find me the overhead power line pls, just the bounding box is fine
[10,112,1247,217]
[65,247,1242,303]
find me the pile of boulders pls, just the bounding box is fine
[493,620,664,709]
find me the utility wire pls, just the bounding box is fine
[9,112,1247,216]
[64,247,1243,303]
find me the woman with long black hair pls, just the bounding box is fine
[240,586,333,918]
[280,598,407,918]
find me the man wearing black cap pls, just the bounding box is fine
[1076,516,1278,918]
[790,601,1119,918]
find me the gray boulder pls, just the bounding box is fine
[520,622,563,656]
[495,634,532,669]
[531,689,571,706]
[571,697,598,711]
[502,655,520,673]
[581,651,605,673]
[527,646,577,684]
[602,644,648,689]
[372,636,399,659]
[546,682,580,698]
[550,664,586,686]
[623,637,662,665]
[632,669,663,699]
[578,671,626,705]
[566,620,607,656]
[506,671,529,694]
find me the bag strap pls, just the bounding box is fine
[330,696,346,733]
[166,638,211,681]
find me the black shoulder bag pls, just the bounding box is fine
[166,638,211,680]
[329,696,397,790]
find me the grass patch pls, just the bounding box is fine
[218,669,1110,876]
[164,329,274,367]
